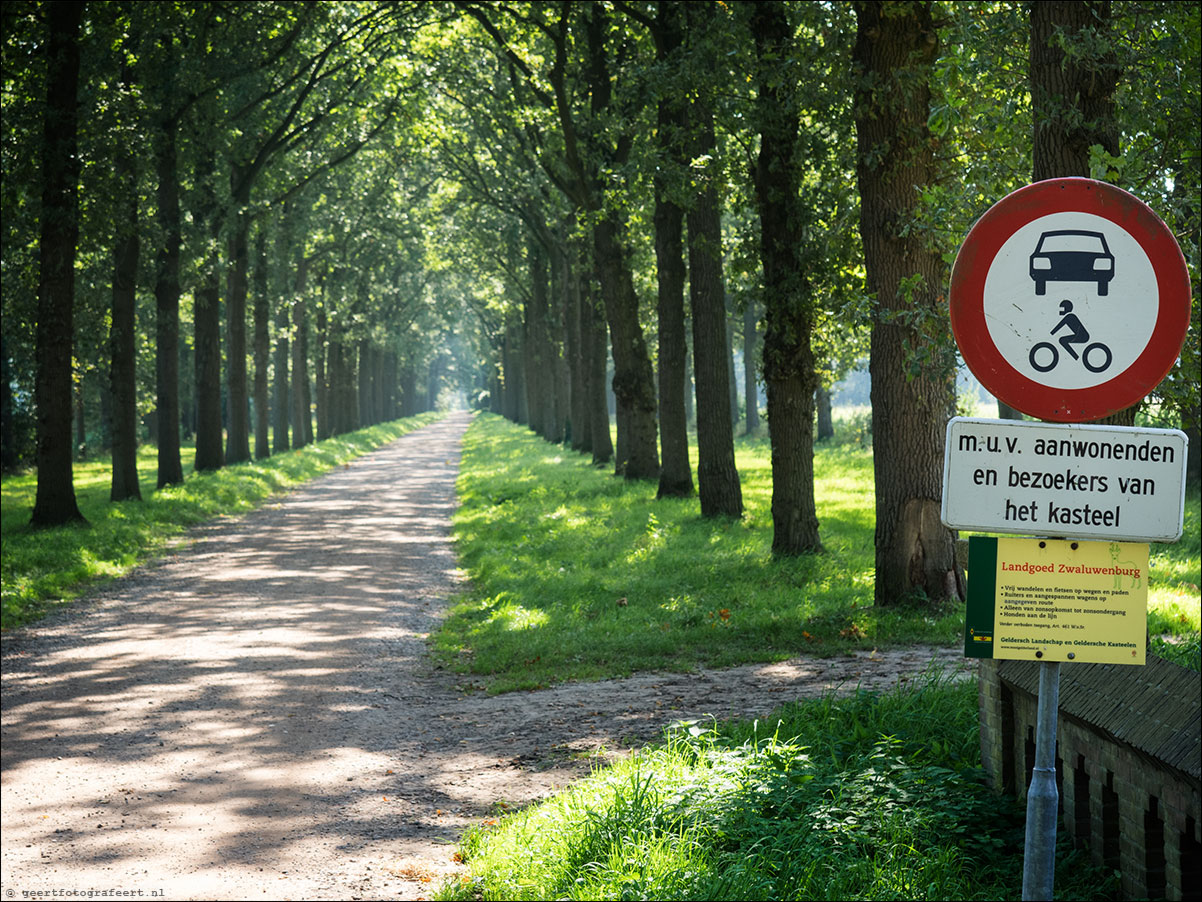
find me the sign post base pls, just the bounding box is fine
[1022,660,1061,902]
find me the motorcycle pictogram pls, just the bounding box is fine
[1028,300,1112,374]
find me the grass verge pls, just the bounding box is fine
[437,667,1116,901]
[1,411,444,629]
[440,414,1200,691]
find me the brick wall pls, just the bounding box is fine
[978,659,1201,901]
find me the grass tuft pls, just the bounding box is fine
[441,414,1200,691]
[436,668,1118,901]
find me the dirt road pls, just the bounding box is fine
[2,412,967,900]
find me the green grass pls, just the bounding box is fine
[439,414,1201,692]
[437,668,1116,901]
[0,412,444,629]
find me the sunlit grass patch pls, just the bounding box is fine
[443,415,945,693]
[444,415,1201,689]
[436,669,1116,901]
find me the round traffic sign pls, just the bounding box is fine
[950,178,1191,422]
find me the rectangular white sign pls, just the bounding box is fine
[941,417,1188,542]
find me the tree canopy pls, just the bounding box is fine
[3,0,1198,596]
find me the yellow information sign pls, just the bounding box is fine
[965,536,1147,665]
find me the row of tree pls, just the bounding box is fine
[441,0,1199,604]
[3,1,1198,607]
[3,2,467,508]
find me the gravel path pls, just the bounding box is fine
[2,411,967,900]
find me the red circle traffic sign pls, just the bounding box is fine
[950,178,1191,422]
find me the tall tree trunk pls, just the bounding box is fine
[400,360,418,418]
[727,311,739,428]
[110,57,141,502]
[997,400,1024,420]
[743,302,760,435]
[579,8,658,480]
[854,0,961,603]
[655,184,692,498]
[373,345,386,424]
[31,1,85,526]
[548,241,570,443]
[502,313,523,424]
[74,379,86,460]
[816,386,834,441]
[224,171,251,464]
[685,8,742,518]
[1030,0,1131,427]
[328,328,353,435]
[1031,1,1118,183]
[358,339,372,429]
[193,147,224,472]
[524,237,549,438]
[151,55,183,488]
[252,227,270,459]
[594,217,658,479]
[315,303,330,440]
[272,304,290,454]
[752,0,822,555]
[291,258,310,448]
[564,241,588,452]
[385,350,399,420]
[652,2,693,498]
[583,279,613,465]
[1,335,17,472]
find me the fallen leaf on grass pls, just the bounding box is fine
[387,861,436,882]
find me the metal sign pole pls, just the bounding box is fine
[1022,659,1061,901]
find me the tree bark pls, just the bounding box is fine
[31,0,86,527]
[727,311,739,428]
[564,241,589,452]
[151,50,184,488]
[686,4,742,518]
[193,147,224,472]
[524,237,549,438]
[572,6,658,479]
[109,56,142,502]
[224,171,251,464]
[548,242,571,443]
[997,400,1024,420]
[272,297,290,453]
[743,302,760,435]
[252,227,270,459]
[655,181,693,497]
[594,215,659,479]
[652,2,693,499]
[291,269,310,448]
[1030,1,1132,427]
[400,360,418,418]
[74,379,86,460]
[752,0,821,555]
[816,386,834,441]
[358,339,372,429]
[583,279,613,465]
[1031,1,1118,183]
[315,302,329,440]
[1,335,17,472]
[384,349,399,420]
[502,313,524,424]
[854,0,960,603]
